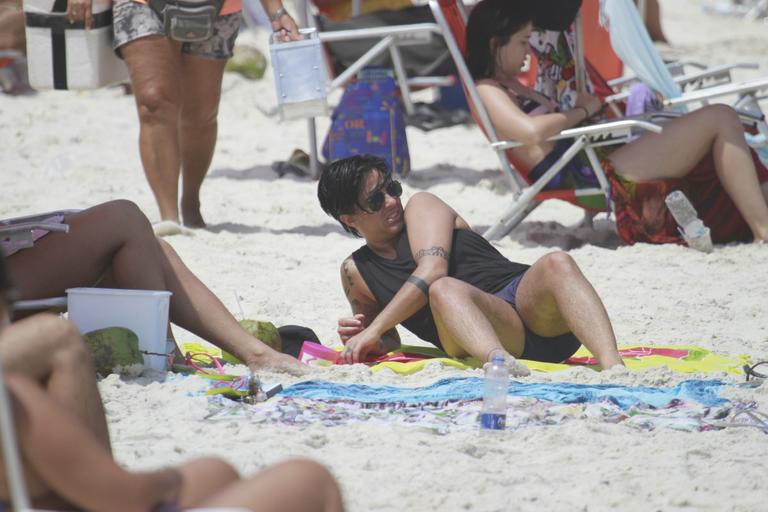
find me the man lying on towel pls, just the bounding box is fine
[317,154,624,374]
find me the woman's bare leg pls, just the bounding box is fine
[121,36,184,224]
[610,104,768,241]
[154,239,305,373]
[191,459,345,512]
[514,252,623,369]
[6,200,168,299]
[178,55,227,228]
[7,201,304,373]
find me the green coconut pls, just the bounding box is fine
[82,327,143,375]
[225,45,267,80]
[239,319,282,352]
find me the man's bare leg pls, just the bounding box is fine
[514,252,623,369]
[428,277,531,376]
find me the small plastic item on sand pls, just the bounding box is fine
[298,341,339,367]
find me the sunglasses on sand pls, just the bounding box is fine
[363,179,402,212]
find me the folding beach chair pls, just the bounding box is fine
[427,0,663,240]
[279,1,450,175]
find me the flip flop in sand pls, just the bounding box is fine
[743,361,767,382]
[152,220,195,237]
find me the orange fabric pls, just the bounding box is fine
[317,0,411,21]
[581,0,622,81]
[130,0,242,16]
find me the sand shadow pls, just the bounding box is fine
[406,164,511,190]
[479,217,622,250]
[208,164,314,183]
[205,222,346,237]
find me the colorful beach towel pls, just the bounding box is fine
[200,377,765,434]
[180,341,750,377]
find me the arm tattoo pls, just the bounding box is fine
[414,246,449,262]
[342,259,354,297]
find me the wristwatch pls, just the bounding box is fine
[269,6,287,21]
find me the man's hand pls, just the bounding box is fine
[340,326,382,364]
[67,0,92,28]
[337,313,366,344]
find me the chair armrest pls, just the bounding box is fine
[664,78,768,107]
[317,23,441,45]
[490,119,663,151]
[0,222,70,236]
[0,209,80,226]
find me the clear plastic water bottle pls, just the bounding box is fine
[479,351,509,431]
[664,191,713,253]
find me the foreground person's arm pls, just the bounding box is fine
[6,374,181,512]
[342,193,464,363]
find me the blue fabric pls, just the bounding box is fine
[599,0,683,101]
[281,377,727,410]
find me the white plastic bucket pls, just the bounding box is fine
[66,287,172,371]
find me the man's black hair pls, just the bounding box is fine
[317,154,390,237]
[466,0,536,80]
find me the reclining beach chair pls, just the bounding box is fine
[427,0,663,240]
[598,0,768,122]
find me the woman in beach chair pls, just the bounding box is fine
[467,0,768,245]
[317,154,625,373]
[1,200,304,374]
[0,254,344,512]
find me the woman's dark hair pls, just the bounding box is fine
[466,0,536,80]
[317,154,390,237]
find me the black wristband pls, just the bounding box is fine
[406,275,430,298]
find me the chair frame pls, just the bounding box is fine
[428,0,663,240]
[292,1,451,176]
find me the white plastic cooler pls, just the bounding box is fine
[24,0,128,89]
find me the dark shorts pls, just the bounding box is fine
[112,0,241,59]
[494,272,582,363]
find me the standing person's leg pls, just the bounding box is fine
[0,315,111,452]
[178,56,227,228]
[121,34,185,225]
[609,104,768,241]
[513,252,624,369]
[177,12,241,228]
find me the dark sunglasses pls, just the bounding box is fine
[363,180,402,212]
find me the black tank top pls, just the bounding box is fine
[352,228,529,347]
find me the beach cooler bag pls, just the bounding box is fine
[24,0,128,90]
[322,67,410,177]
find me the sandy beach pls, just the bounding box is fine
[1,0,768,510]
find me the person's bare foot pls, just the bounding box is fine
[181,197,206,228]
[249,351,308,376]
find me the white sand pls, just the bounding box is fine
[2,0,768,510]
